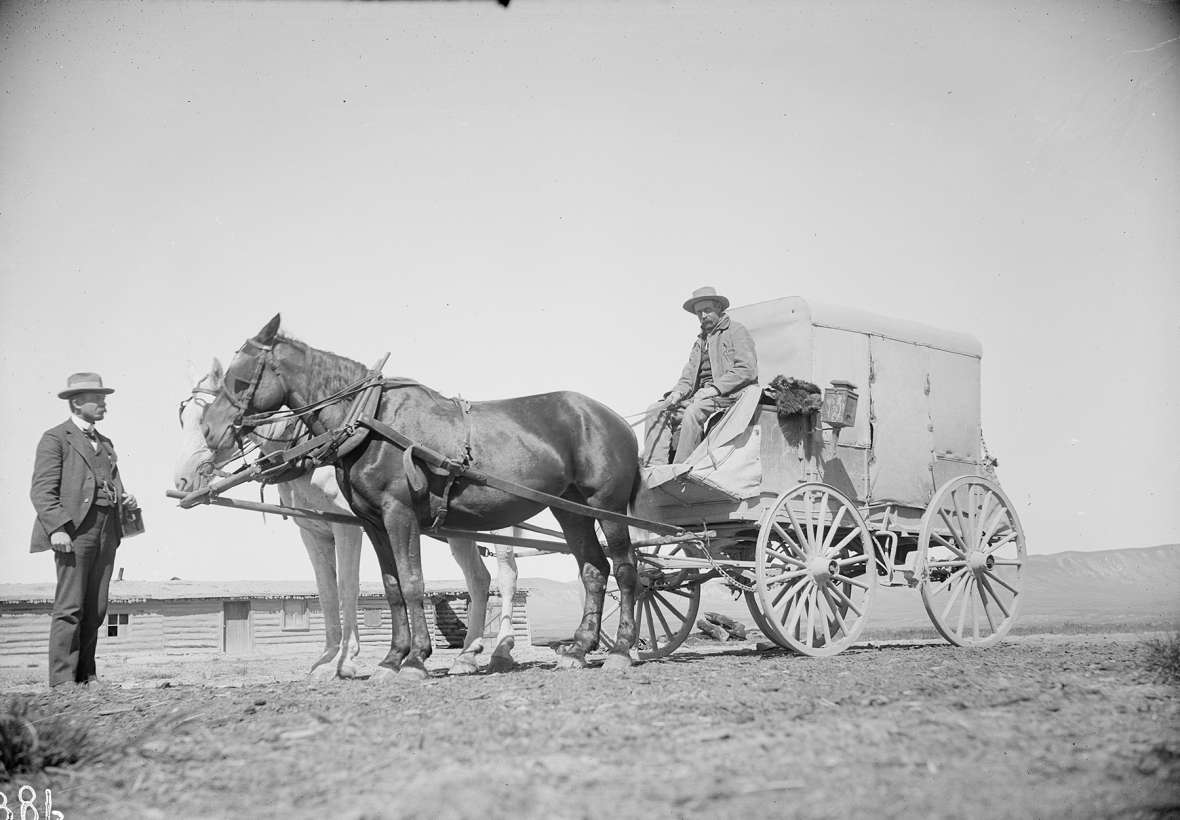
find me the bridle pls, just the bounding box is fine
[213,336,378,454]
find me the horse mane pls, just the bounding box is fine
[276,333,369,398]
[274,333,452,409]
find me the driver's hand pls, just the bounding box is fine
[50,530,73,553]
[122,493,138,510]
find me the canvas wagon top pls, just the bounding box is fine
[637,296,991,527]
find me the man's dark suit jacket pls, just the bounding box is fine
[30,420,125,553]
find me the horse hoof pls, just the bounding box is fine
[448,657,479,676]
[602,653,634,672]
[370,665,399,684]
[556,653,587,671]
[308,664,336,683]
[488,654,518,674]
[399,663,429,682]
[338,663,358,680]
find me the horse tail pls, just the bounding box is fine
[628,462,643,518]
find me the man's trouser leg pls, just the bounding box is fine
[49,506,116,686]
[643,406,684,466]
[675,394,735,461]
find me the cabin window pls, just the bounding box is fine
[106,612,129,637]
[281,599,310,632]
[363,609,382,629]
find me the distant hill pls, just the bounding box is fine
[517,544,1180,643]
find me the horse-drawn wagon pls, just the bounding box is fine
[172,296,1024,672]
[607,295,1026,658]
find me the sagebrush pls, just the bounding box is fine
[0,698,94,779]
[1143,633,1180,682]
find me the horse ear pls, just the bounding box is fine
[256,314,281,345]
[210,357,224,384]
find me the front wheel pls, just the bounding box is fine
[598,541,704,660]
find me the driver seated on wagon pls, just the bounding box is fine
[644,286,759,466]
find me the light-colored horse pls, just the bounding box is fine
[174,361,520,678]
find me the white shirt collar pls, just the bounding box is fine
[68,416,97,436]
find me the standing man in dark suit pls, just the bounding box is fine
[30,372,138,688]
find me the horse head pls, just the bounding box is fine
[199,313,299,465]
[174,358,223,492]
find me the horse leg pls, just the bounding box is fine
[488,544,519,673]
[381,506,434,681]
[447,537,489,675]
[334,522,364,679]
[598,519,638,671]
[360,519,412,683]
[298,525,343,682]
[551,507,610,670]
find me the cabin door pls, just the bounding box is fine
[222,601,253,654]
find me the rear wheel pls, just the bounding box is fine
[598,541,704,660]
[755,483,877,657]
[919,475,1025,647]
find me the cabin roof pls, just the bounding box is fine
[734,296,983,357]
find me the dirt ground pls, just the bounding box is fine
[3,633,1178,820]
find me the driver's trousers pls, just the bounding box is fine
[643,392,735,466]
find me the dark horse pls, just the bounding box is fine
[196,315,642,679]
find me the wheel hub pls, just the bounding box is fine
[806,557,835,583]
[966,551,994,572]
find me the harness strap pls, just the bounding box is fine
[356,416,683,536]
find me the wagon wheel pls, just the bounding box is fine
[598,540,704,660]
[918,475,1025,647]
[755,482,877,657]
[743,590,778,644]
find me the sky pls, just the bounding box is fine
[1,0,1177,587]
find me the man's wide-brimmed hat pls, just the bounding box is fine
[58,372,115,399]
[683,286,730,314]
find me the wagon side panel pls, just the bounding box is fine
[866,336,936,508]
[927,346,983,488]
[812,325,872,502]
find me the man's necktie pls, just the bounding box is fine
[83,428,98,446]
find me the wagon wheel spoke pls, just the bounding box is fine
[764,568,810,588]
[818,584,849,641]
[937,508,970,557]
[984,531,1018,555]
[812,490,828,557]
[642,600,662,654]
[832,574,871,591]
[826,527,862,559]
[770,575,809,614]
[764,542,806,568]
[982,567,1019,598]
[783,504,812,558]
[838,553,870,568]
[976,573,1010,620]
[771,524,807,561]
[821,503,849,555]
[937,570,970,623]
[928,564,967,597]
[953,574,975,639]
[649,589,692,623]
[826,579,863,615]
[931,531,964,555]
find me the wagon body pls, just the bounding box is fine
[634,296,990,533]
